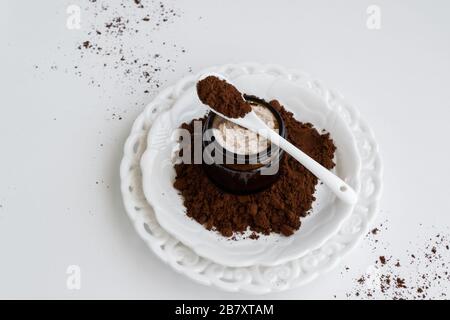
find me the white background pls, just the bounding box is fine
[1,0,449,299]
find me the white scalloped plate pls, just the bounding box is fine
[140,73,362,267]
[120,63,383,294]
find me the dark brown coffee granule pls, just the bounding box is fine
[396,278,407,288]
[173,99,336,237]
[196,76,252,118]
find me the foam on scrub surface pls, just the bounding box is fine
[213,104,278,155]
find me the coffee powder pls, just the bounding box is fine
[196,76,252,118]
[173,100,336,237]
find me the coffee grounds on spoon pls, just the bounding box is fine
[173,99,336,237]
[196,76,252,118]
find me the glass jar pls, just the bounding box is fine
[202,95,287,194]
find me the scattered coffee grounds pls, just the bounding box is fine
[343,223,450,299]
[173,99,336,237]
[196,76,252,118]
[61,1,187,96]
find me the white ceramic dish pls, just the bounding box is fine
[120,63,383,293]
[140,71,362,267]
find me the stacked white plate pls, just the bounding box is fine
[120,63,383,294]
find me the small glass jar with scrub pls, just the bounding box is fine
[202,95,287,194]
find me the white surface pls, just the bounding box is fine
[140,65,363,268]
[126,63,381,293]
[1,0,450,299]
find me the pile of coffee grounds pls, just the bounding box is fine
[196,76,252,118]
[173,100,336,237]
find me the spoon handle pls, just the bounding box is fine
[265,129,358,205]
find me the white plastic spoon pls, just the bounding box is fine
[198,74,358,205]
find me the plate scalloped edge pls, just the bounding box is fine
[120,62,383,294]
